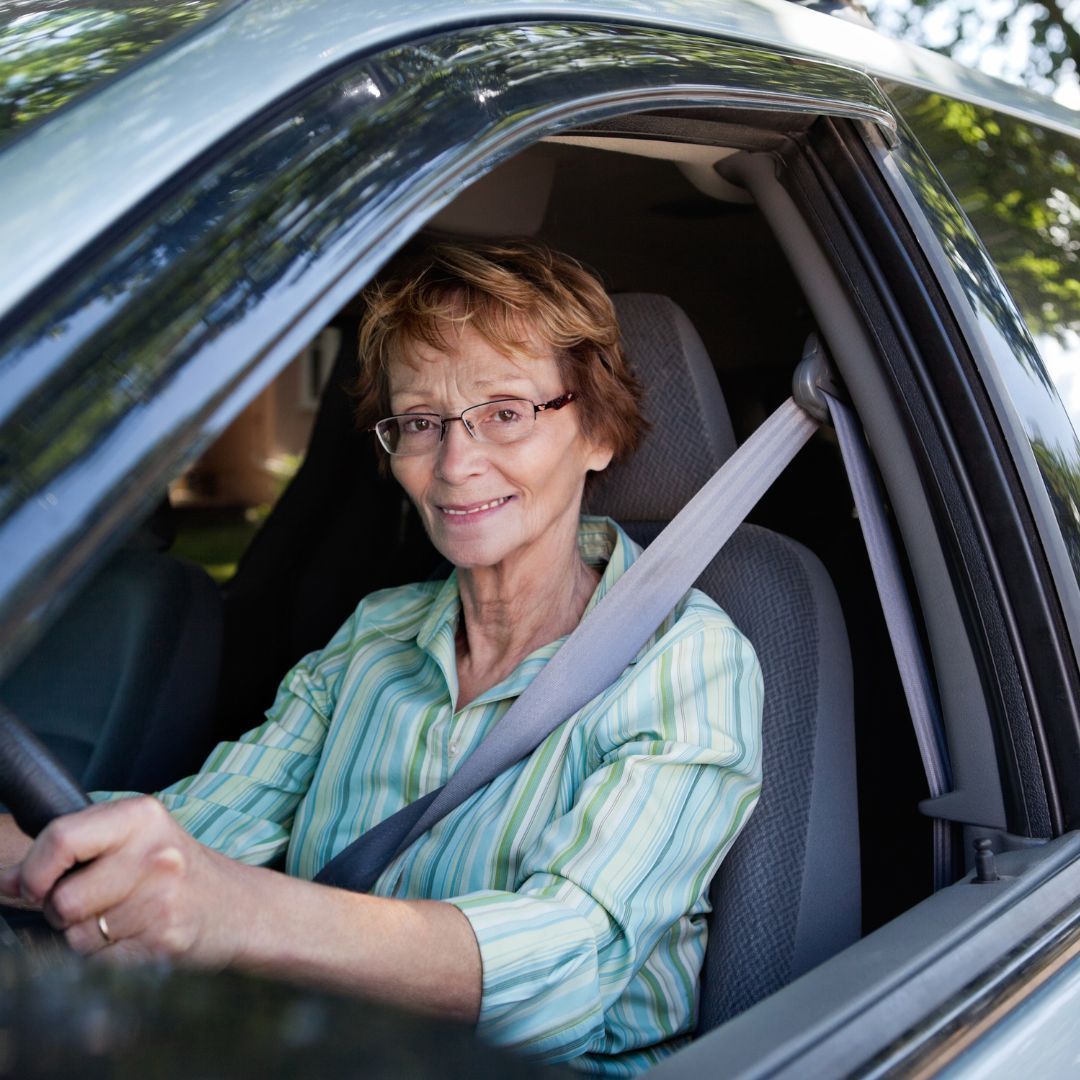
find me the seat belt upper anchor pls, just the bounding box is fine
[793,334,846,424]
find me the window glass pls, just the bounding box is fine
[168,332,344,583]
[894,90,1079,415]
[891,85,1080,574]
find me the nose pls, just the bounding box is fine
[433,416,487,483]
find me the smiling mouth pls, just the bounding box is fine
[438,495,513,516]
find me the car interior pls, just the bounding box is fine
[0,110,959,1038]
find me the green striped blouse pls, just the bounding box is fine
[149,516,763,1075]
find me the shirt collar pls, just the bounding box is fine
[372,516,642,707]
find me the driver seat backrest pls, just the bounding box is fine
[591,294,860,1029]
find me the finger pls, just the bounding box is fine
[0,864,21,899]
[0,863,46,911]
[65,915,162,963]
[64,912,114,956]
[19,797,164,906]
[89,938,156,967]
[65,883,194,961]
[44,840,183,931]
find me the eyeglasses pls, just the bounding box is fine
[373,392,576,456]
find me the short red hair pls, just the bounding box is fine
[354,240,646,462]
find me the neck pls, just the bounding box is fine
[454,521,600,708]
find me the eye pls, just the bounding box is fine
[481,401,527,424]
[401,416,434,434]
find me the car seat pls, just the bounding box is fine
[0,502,223,793]
[591,294,860,1029]
[211,316,439,746]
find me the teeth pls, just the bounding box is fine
[441,497,510,516]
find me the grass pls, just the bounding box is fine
[171,515,261,584]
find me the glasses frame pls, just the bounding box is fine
[373,392,576,456]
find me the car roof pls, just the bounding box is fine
[0,1,238,152]
[0,0,1076,320]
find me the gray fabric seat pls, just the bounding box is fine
[591,294,859,1029]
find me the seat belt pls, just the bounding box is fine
[315,338,953,894]
[822,388,954,890]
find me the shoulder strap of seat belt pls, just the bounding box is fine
[315,338,953,894]
[821,387,954,890]
[315,394,819,891]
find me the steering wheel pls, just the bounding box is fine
[0,704,90,839]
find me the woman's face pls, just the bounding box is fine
[387,323,613,572]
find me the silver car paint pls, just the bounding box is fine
[0,0,1076,319]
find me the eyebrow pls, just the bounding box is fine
[472,377,532,389]
[391,378,535,406]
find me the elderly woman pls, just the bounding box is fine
[0,241,762,1074]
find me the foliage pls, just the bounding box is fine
[892,84,1080,344]
[1033,437,1080,568]
[864,0,1080,99]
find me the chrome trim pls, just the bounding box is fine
[858,891,1080,1076]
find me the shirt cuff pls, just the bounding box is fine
[90,789,288,867]
[450,886,610,1064]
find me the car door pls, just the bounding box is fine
[1,6,1079,1076]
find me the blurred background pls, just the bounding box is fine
[862,0,1079,105]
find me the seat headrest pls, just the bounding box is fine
[586,294,736,522]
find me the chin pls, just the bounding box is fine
[442,541,512,571]
[428,528,510,571]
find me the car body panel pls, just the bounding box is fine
[0,0,1075,319]
[0,1,239,150]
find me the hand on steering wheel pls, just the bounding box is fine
[0,706,247,965]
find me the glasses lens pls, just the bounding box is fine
[463,399,534,445]
[377,415,440,455]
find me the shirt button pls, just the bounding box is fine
[449,738,459,756]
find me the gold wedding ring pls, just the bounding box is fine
[96,912,112,944]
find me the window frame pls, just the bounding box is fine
[862,102,1080,834]
[0,19,899,676]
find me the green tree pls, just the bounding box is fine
[864,0,1080,100]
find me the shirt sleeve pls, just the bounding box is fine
[448,611,763,1065]
[94,608,361,867]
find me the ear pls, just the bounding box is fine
[586,441,615,474]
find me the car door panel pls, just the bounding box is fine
[653,834,1080,1077]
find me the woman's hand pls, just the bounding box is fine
[0,798,482,1021]
[0,796,250,965]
